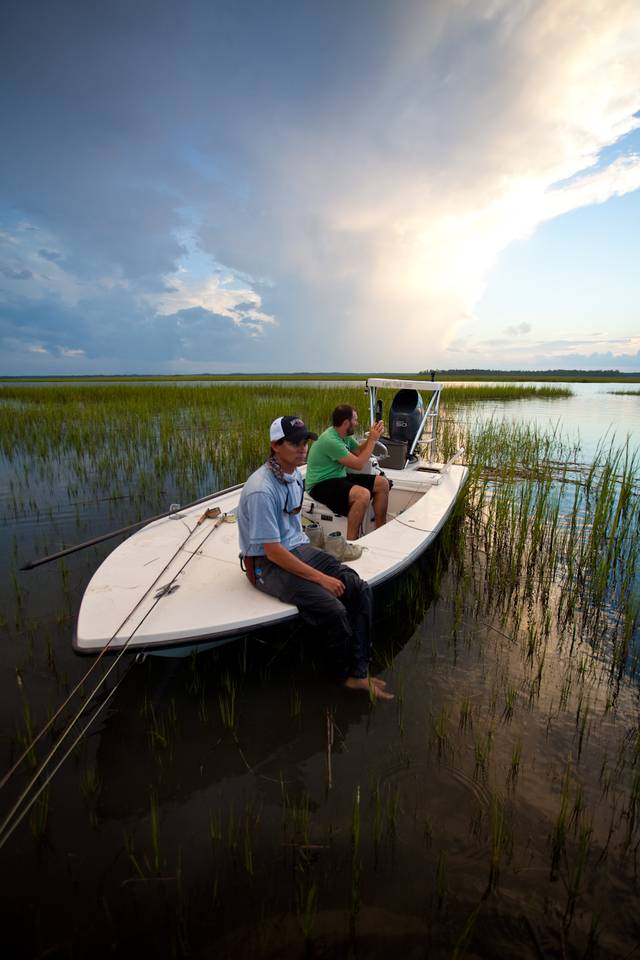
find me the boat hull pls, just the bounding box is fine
[74,463,467,657]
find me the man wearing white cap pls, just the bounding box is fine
[236,415,392,700]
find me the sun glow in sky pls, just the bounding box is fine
[1,0,639,374]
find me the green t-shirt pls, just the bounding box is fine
[306,427,359,490]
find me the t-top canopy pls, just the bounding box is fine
[365,378,443,392]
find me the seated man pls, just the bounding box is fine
[237,414,392,700]
[305,405,390,541]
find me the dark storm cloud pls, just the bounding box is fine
[0,287,266,366]
[1,265,32,280]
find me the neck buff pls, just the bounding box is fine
[265,452,293,484]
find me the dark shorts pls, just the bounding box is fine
[309,473,377,516]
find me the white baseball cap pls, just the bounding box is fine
[269,415,317,443]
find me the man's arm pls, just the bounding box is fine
[264,542,345,597]
[338,420,385,470]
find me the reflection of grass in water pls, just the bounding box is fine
[550,759,572,880]
[507,740,522,789]
[487,790,508,893]
[473,730,493,781]
[80,763,102,827]
[350,785,361,937]
[28,787,49,841]
[149,790,161,874]
[4,386,640,956]
[458,696,472,731]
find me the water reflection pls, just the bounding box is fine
[3,382,640,957]
[94,534,452,822]
[449,381,640,461]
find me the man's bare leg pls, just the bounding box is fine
[346,485,371,540]
[344,676,394,700]
[372,475,390,529]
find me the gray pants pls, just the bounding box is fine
[252,544,372,679]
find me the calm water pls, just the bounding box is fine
[1,382,639,958]
[454,381,640,460]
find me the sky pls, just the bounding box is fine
[1,0,640,375]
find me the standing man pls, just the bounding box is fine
[306,405,390,541]
[237,415,392,700]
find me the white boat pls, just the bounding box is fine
[73,379,467,657]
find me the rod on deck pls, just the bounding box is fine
[20,481,242,571]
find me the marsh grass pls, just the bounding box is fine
[430,705,452,759]
[15,670,36,770]
[2,382,640,957]
[218,672,238,729]
[0,382,571,526]
[444,384,572,403]
[449,416,640,687]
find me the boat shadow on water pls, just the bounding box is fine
[93,515,461,822]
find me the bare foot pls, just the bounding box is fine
[344,676,394,700]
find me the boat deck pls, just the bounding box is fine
[74,463,467,655]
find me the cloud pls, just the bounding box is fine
[152,244,276,337]
[1,0,639,372]
[446,333,640,370]
[58,346,85,358]
[504,322,532,336]
[0,290,274,371]
[195,0,640,368]
[1,265,32,280]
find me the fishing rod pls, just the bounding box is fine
[3,509,227,792]
[0,510,229,845]
[20,480,243,571]
[0,664,133,851]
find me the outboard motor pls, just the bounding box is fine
[389,389,424,447]
[377,388,425,470]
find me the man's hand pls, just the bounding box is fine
[318,573,345,597]
[367,420,385,442]
[264,542,345,596]
[340,419,386,469]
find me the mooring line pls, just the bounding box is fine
[0,508,227,794]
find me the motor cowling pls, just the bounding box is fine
[389,389,424,446]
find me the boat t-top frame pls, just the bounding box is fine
[365,378,443,464]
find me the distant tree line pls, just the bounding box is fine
[419,368,637,378]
